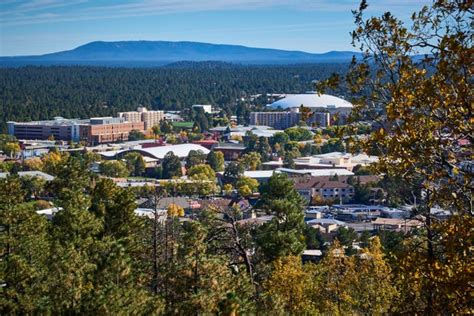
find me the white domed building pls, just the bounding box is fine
[268,93,353,127]
[249,93,353,129]
[269,93,352,110]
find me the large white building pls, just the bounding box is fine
[99,143,210,161]
[268,93,353,126]
[269,93,352,110]
[192,104,213,114]
[118,107,165,130]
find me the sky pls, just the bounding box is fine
[0,0,431,56]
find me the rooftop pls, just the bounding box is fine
[1,171,55,181]
[99,143,210,160]
[8,117,89,126]
[269,93,353,110]
[306,218,347,226]
[277,168,354,177]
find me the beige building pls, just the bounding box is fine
[118,107,165,130]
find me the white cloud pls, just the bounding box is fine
[0,0,432,26]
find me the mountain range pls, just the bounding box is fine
[0,41,361,67]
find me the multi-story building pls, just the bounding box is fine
[83,117,145,146]
[293,176,355,202]
[8,116,145,145]
[249,107,333,130]
[7,117,87,142]
[118,111,141,123]
[266,93,353,127]
[249,110,300,130]
[118,107,165,130]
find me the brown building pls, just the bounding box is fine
[294,176,355,202]
[212,143,246,161]
[8,117,145,146]
[81,117,145,145]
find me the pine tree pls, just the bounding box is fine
[256,174,307,261]
[206,150,224,172]
[162,151,182,179]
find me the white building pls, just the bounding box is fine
[269,93,353,125]
[292,152,378,171]
[192,104,213,114]
[99,143,210,161]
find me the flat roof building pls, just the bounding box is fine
[8,116,146,146]
[7,117,88,142]
[192,104,213,114]
[250,111,300,130]
[118,107,165,130]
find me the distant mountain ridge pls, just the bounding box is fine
[0,41,361,66]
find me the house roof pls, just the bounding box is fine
[302,249,323,256]
[236,215,274,226]
[306,218,347,226]
[18,171,55,181]
[277,168,354,177]
[243,170,276,179]
[197,198,232,210]
[213,143,246,150]
[294,176,352,190]
[373,217,423,227]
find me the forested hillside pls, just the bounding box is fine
[0,64,348,131]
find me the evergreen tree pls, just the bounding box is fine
[161,151,182,179]
[0,177,51,314]
[256,136,272,162]
[206,150,224,172]
[256,173,307,261]
[100,160,130,178]
[185,149,207,169]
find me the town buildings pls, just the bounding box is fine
[250,93,353,129]
[291,152,379,171]
[249,110,300,130]
[7,117,87,142]
[83,117,145,146]
[192,104,213,113]
[118,107,165,130]
[99,143,210,161]
[9,115,145,146]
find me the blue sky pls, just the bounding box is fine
[0,0,431,56]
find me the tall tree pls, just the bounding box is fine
[256,136,272,162]
[185,149,207,169]
[263,256,316,314]
[151,125,161,141]
[124,152,146,176]
[161,151,182,179]
[206,150,225,172]
[256,173,307,261]
[99,160,129,178]
[318,1,473,313]
[351,236,398,314]
[238,152,262,171]
[0,177,51,314]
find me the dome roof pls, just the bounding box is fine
[269,94,352,109]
